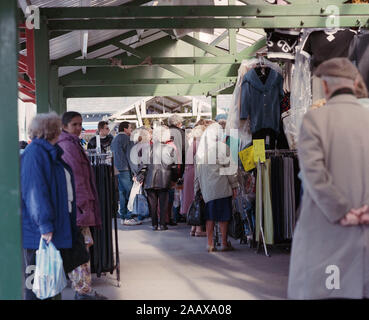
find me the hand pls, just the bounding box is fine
[232,188,238,199]
[42,232,53,244]
[340,205,369,226]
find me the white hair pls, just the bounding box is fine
[168,114,183,127]
[152,125,171,143]
[28,112,62,141]
[131,127,151,143]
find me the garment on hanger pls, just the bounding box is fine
[266,29,300,61]
[255,160,274,245]
[300,29,357,69]
[348,29,369,91]
[88,159,119,278]
[240,67,284,134]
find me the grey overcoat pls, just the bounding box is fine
[288,94,369,299]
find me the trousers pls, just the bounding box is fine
[146,189,169,227]
[117,170,133,220]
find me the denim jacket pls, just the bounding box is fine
[240,68,284,134]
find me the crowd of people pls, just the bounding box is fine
[20,110,238,300]
[18,57,369,300]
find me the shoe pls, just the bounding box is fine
[207,245,217,253]
[74,291,108,300]
[195,231,207,237]
[190,230,196,237]
[220,241,235,252]
[123,218,142,226]
[159,225,168,231]
[152,225,158,231]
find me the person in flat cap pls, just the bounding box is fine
[288,58,369,300]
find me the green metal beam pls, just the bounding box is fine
[42,3,364,19]
[201,37,266,78]
[47,15,369,30]
[0,0,23,300]
[49,65,60,114]
[64,84,231,98]
[113,38,194,78]
[34,16,50,113]
[169,34,227,57]
[60,77,237,87]
[48,0,154,40]
[55,55,252,67]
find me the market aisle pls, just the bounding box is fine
[62,221,290,300]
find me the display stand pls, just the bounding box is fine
[88,150,121,288]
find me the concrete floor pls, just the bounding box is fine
[62,221,291,300]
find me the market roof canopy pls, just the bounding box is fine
[17,0,369,113]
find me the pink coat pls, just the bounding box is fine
[58,131,102,227]
[180,139,199,215]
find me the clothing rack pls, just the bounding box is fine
[87,151,120,287]
[255,150,299,257]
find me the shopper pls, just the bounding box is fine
[138,125,177,231]
[111,121,141,226]
[58,111,107,300]
[288,58,369,299]
[168,115,186,223]
[182,125,207,237]
[21,112,73,300]
[195,122,238,252]
[87,120,113,153]
[128,127,151,223]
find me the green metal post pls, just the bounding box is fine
[0,0,23,300]
[59,86,67,115]
[211,96,217,120]
[34,16,50,113]
[49,65,60,114]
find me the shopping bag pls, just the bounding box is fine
[132,187,149,218]
[228,201,243,240]
[127,180,142,212]
[32,238,67,300]
[187,191,205,226]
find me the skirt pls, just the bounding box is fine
[205,196,232,222]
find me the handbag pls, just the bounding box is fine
[132,187,149,218]
[228,201,243,240]
[32,238,67,300]
[187,191,205,226]
[60,228,90,274]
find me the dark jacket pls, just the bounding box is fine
[240,68,284,134]
[141,143,177,190]
[169,125,186,178]
[111,133,133,172]
[58,130,102,228]
[87,134,114,153]
[21,138,76,250]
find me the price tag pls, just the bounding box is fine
[238,145,255,172]
[253,139,266,163]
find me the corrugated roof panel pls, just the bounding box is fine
[50,30,129,60]
[29,0,133,7]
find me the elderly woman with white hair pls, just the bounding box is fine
[195,122,239,252]
[138,125,178,231]
[21,112,76,300]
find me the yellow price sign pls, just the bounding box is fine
[239,145,255,172]
[253,139,266,163]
